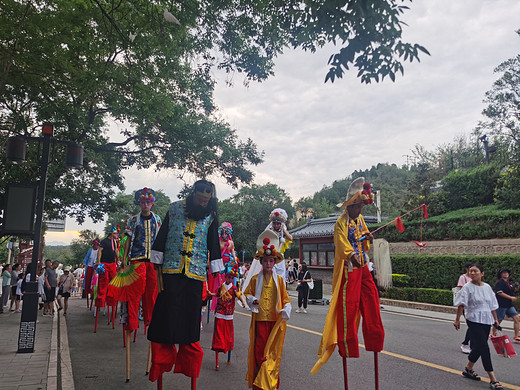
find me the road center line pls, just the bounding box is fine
[235,311,520,389]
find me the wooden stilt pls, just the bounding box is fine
[342,357,348,390]
[157,374,163,390]
[112,305,116,329]
[144,324,148,335]
[215,351,219,370]
[107,305,111,325]
[374,352,379,390]
[191,377,196,390]
[227,350,231,364]
[145,342,152,375]
[122,327,126,347]
[126,331,131,382]
[94,306,99,333]
[207,306,210,323]
[133,329,137,342]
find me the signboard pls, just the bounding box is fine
[2,184,37,235]
[46,218,66,232]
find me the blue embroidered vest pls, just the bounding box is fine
[347,215,368,267]
[163,200,213,281]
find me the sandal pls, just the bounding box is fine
[490,381,504,389]
[462,367,481,381]
[513,337,520,344]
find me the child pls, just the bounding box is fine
[244,231,291,390]
[209,266,247,370]
[15,273,24,312]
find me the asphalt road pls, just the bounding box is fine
[65,296,520,389]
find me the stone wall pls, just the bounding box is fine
[389,238,520,255]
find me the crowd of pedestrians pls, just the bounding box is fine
[0,260,86,316]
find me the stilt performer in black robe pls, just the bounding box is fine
[147,180,223,390]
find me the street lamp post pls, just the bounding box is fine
[6,123,83,353]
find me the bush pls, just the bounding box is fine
[392,274,411,287]
[442,164,499,211]
[374,205,520,242]
[390,254,520,290]
[382,287,453,306]
[495,166,520,209]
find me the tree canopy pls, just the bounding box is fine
[218,183,293,260]
[1,0,427,225]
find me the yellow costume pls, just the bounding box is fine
[244,272,291,389]
[311,177,384,375]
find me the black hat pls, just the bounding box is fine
[497,267,511,278]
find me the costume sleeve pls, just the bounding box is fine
[150,211,169,264]
[125,215,136,238]
[360,215,370,253]
[208,217,224,273]
[279,275,292,320]
[83,249,91,266]
[333,214,355,261]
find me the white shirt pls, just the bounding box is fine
[454,282,498,325]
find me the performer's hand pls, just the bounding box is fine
[350,254,361,268]
[453,319,460,330]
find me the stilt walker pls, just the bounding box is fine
[83,239,100,309]
[147,180,223,390]
[207,264,246,370]
[95,227,120,328]
[311,177,385,390]
[108,188,161,382]
[244,230,292,390]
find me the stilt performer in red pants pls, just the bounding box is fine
[95,228,119,323]
[147,180,222,390]
[311,177,384,390]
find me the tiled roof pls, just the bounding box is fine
[289,215,380,239]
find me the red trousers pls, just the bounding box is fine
[84,266,94,295]
[253,321,279,389]
[336,265,384,358]
[95,263,117,308]
[126,261,157,331]
[148,342,203,382]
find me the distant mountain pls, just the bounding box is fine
[45,241,70,247]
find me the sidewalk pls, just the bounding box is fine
[0,306,55,390]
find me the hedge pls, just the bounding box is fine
[390,254,520,290]
[382,287,453,306]
[373,205,520,242]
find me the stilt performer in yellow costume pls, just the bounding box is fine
[244,230,292,390]
[311,177,384,390]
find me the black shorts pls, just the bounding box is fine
[60,292,71,298]
[45,287,56,302]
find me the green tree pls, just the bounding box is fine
[218,183,293,260]
[0,0,427,224]
[103,189,171,234]
[68,229,100,265]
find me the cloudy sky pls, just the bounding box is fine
[47,0,520,244]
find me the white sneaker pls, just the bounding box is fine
[303,309,307,314]
[296,308,301,313]
[461,344,471,354]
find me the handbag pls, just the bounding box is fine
[304,271,314,290]
[491,332,517,358]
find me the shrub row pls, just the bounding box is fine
[373,205,520,242]
[382,287,453,306]
[389,254,520,290]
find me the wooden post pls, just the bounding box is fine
[126,331,131,382]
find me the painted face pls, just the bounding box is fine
[347,202,364,220]
[272,221,282,231]
[139,199,153,214]
[261,257,276,272]
[225,273,234,283]
[193,192,211,208]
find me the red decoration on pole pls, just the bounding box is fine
[395,217,405,233]
[421,204,428,219]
